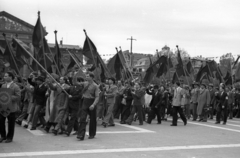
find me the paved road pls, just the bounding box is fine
[0,118,240,158]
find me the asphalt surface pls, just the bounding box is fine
[0,117,240,158]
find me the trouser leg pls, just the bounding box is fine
[7,112,16,140]
[31,104,42,128]
[172,106,178,125]
[89,107,97,137]
[136,105,143,124]
[17,101,28,121]
[178,107,187,123]
[0,114,6,138]
[192,103,198,120]
[67,109,78,133]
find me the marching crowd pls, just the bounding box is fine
[0,70,240,143]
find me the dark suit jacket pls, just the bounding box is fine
[215,91,228,107]
[147,89,162,108]
[67,84,83,110]
[123,87,133,106]
[28,78,48,106]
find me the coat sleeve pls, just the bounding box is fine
[206,90,211,106]
[11,84,21,102]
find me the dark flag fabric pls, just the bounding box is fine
[12,38,31,60]
[82,37,97,65]
[32,14,46,48]
[83,35,111,81]
[177,49,183,66]
[200,72,210,83]
[235,63,240,82]
[54,38,62,74]
[195,65,211,82]
[215,66,223,83]
[172,72,179,84]
[186,61,194,75]
[224,71,232,85]
[66,53,76,73]
[3,40,24,74]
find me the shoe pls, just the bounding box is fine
[222,122,226,125]
[0,137,6,143]
[23,124,28,128]
[210,117,213,119]
[120,121,126,124]
[170,124,177,126]
[102,123,107,128]
[64,132,70,136]
[44,127,50,133]
[15,120,22,125]
[139,123,143,125]
[184,121,187,125]
[192,119,196,121]
[52,129,58,135]
[30,127,36,130]
[77,135,84,141]
[202,120,207,122]
[58,131,64,135]
[198,119,203,122]
[126,122,131,125]
[145,121,151,124]
[5,139,12,143]
[215,122,220,124]
[108,124,115,127]
[88,136,95,139]
[72,131,77,135]
[157,122,161,124]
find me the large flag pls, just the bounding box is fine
[54,34,62,74]
[215,65,223,83]
[82,34,110,81]
[32,12,46,48]
[172,72,179,84]
[12,38,31,60]
[186,60,194,75]
[224,71,232,85]
[195,65,211,82]
[3,40,24,74]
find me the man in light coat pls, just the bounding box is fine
[171,82,187,126]
[197,83,210,122]
[0,72,21,143]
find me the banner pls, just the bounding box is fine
[0,88,13,117]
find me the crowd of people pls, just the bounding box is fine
[0,70,240,143]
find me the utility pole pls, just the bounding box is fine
[127,36,136,68]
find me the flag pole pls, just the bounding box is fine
[2,33,22,78]
[12,37,69,96]
[66,49,82,70]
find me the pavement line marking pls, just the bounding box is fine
[26,129,46,136]
[115,123,155,132]
[1,144,240,157]
[86,123,155,135]
[186,121,240,133]
[227,120,240,123]
[207,120,240,128]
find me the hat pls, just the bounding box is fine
[220,83,225,89]
[208,83,214,87]
[193,82,200,86]
[36,76,45,82]
[200,83,207,88]
[183,85,189,89]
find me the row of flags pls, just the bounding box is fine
[144,46,240,86]
[1,11,240,86]
[1,12,112,83]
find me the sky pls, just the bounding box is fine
[1,0,240,59]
